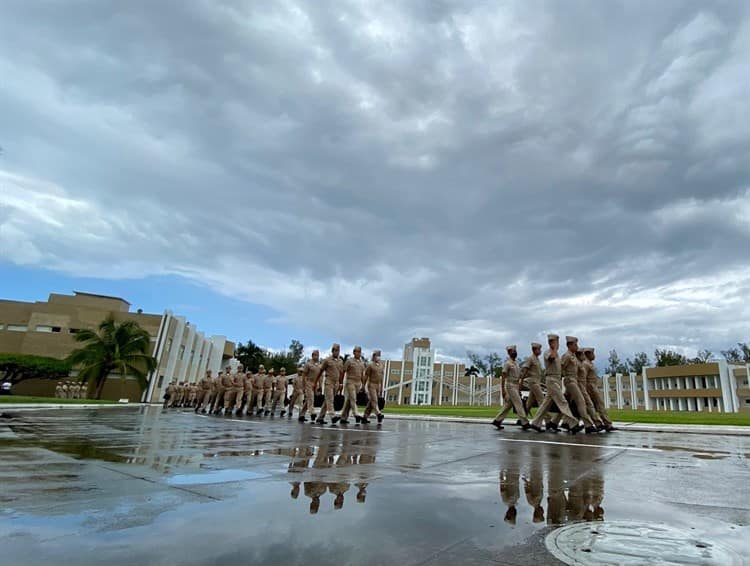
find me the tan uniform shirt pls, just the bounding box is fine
[292,374,303,393]
[583,360,599,386]
[561,351,578,381]
[544,349,562,379]
[320,356,343,389]
[232,373,244,389]
[521,355,543,385]
[263,373,274,390]
[303,360,322,387]
[221,373,234,389]
[502,359,521,385]
[364,361,384,387]
[253,373,264,391]
[343,357,366,386]
[576,358,587,385]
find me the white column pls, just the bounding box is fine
[629,372,638,408]
[163,316,186,384]
[642,368,650,411]
[398,363,405,405]
[197,336,211,378]
[603,374,611,409]
[384,361,390,400]
[207,336,226,375]
[439,364,444,406]
[615,373,623,409]
[453,372,457,405]
[145,310,171,402]
[718,359,739,413]
[187,331,204,382]
[176,323,196,381]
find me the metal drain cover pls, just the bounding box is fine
[545,521,743,565]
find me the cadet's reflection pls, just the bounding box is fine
[498,455,605,527]
[287,430,379,514]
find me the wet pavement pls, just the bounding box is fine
[0,407,748,565]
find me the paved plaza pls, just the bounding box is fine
[1,407,748,565]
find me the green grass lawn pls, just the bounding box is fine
[0,396,118,405]
[384,405,750,426]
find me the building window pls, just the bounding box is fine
[179,345,185,360]
[0,324,4,330]
[69,328,81,334]
[391,369,400,375]
[7,324,27,332]
[166,338,173,353]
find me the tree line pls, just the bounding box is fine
[234,339,306,375]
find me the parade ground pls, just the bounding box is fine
[1,407,748,565]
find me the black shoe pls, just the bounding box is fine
[194,407,199,413]
[315,419,327,425]
[522,423,531,431]
[264,410,270,416]
[491,420,504,430]
[530,424,543,433]
[361,417,370,424]
[377,414,384,423]
[570,424,584,435]
[280,411,286,417]
[355,416,362,424]
[331,416,341,424]
[339,419,350,425]
[298,416,307,423]
[605,426,617,432]
[545,423,559,433]
[596,424,605,431]
[585,426,598,434]
[256,410,263,416]
[561,423,570,431]
[311,414,317,421]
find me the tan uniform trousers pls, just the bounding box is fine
[340,382,361,420]
[494,383,529,424]
[288,390,301,414]
[300,384,316,417]
[257,388,271,411]
[318,383,337,420]
[531,377,578,428]
[564,378,594,428]
[271,388,283,413]
[224,388,240,411]
[524,381,545,416]
[248,390,260,413]
[212,388,225,412]
[587,383,612,426]
[363,384,382,417]
[579,379,601,425]
[199,390,212,410]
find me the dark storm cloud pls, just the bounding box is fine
[1,0,748,361]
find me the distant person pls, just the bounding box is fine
[55,382,63,399]
[576,348,602,429]
[521,342,545,417]
[270,368,286,416]
[561,337,596,434]
[329,482,350,510]
[282,366,304,419]
[300,351,322,422]
[491,345,530,430]
[61,382,70,399]
[163,380,176,409]
[254,365,267,416]
[584,348,616,432]
[530,334,580,434]
[218,368,234,415]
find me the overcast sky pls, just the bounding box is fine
[1,1,748,364]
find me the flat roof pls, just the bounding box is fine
[73,291,131,305]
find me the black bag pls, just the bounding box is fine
[333,394,345,411]
[378,396,386,411]
[314,393,324,408]
[356,390,369,407]
[283,396,290,407]
[163,393,171,400]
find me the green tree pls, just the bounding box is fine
[605,349,628,375]
[288,339,304,365]
[721,342,750,364]
[66,316,156,399]
[235,340,267,371]
[654,348,687,367]
[626,351,650,375]
[466,350,503,378]
[0,353,72,385]
[690,349,713,364]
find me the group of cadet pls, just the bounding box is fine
[54,381,86,399]
[492,334,616,435]
[164,343,386,425]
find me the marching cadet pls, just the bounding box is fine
[584,348,616,432]
[239,371,253,415]
[55,382,63,398]
[530,334,580,433]
[491,345,530,430]
[282,366,304,418]
[576,349,602,429]
[560,337,597,434]
[340,346,366,424]
[254,365,267,415]
[69,382,79,399]
[315,344,344,425]
[260,368,275,416]
[225,364,244,414]
[362,349,385,424]
[270,367,286,416]
[217,368,233,414]
[329,482,350,510]
[521,342,545,417]
[299,351,322,422]
[196,370,212,413]
[61,382,70,399]
[79,382,87,400]
[163,380,176,409]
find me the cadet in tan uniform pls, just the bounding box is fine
[363,349,385,424]
[260,368,274,416]
[269,368,286,416]
[210,371,224,413]
[254,366,267,415]
[196,370,212,413]
[218,368,234,415]
[584,348,615,432]
[491,345,530,430]
[576,349,602,429]
[300,351,321,422]
[530,334,580,433]
[316,344,344,425]
[225,364,244,414]
[163,380,176,409]
[55,382,63,398]
[340,346,365,424]
[521,342,545,417]
[560,337,596,433]
[282,366,303,419]
[239,371,252,415]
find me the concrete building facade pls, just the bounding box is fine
[0,292,234,402]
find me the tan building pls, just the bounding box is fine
[602,361,749,413]
[0,292,234,402]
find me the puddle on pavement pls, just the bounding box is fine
[167,469,271,485]
[693,454,728,460]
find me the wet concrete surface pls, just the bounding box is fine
[0,407,748,565]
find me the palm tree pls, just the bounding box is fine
[66,316,156,399]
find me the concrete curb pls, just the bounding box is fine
[0,403,135,410]
[385,413,750,436]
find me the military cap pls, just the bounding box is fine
[565,336,578,343]
[547,333,559,340]
[506,344,517,351]
[531,342,542,348]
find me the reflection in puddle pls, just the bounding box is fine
[167,469,271,485]
[289,481,369,514]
